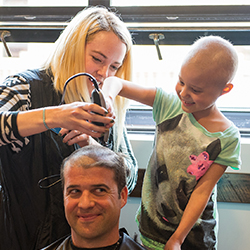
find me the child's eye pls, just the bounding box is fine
[192,88,201,93]
[179,80,184,86]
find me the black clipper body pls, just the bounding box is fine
[91,87,110,146]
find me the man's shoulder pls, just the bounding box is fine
[120,229,146,250]
[41,230,146,250]
[41,235,71,250]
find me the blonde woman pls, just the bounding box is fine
[0,6,138,250]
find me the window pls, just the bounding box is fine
[1,1,250,135]
[1,0,87,6]
[111,0,250,6]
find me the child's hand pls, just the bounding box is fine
[164,239,181,250]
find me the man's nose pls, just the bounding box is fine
[78,191,95,209]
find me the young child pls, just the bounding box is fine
[103,35,241,250]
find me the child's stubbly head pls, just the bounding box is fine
[176,35,238,117]
[182,35,238,87]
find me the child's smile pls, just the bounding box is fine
[176,62,227,119]
[180,99,195,107]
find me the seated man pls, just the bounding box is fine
[42,145,145,250]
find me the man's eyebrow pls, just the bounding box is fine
[66,184,111,190]
[66,184,80,191]
[92,184,111,190]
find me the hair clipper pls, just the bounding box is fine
[50,73,110,145]
[91,80,110,146]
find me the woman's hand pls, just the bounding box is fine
[50,102,114,138]
[17,102,114,138]
[59,129,101,148]
[54,101,114,147]
[105,95,116,119]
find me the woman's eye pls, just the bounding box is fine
[110,65,119,71]
[92,56,101,63]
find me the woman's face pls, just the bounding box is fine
[85,31,127,95]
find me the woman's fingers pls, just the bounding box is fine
[62,130,89,146]
[56,102,114,136]
[60,130,102,148]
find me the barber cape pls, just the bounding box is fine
[41,228,145,250]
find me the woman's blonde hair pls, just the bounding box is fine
[43,6,133,150]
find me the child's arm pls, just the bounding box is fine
[102,76,157,107]
[164,163,227,250]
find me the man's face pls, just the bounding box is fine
[63,164,127,248]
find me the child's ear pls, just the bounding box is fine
[221,83,233,95]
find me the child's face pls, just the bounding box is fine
[176,62,225,118]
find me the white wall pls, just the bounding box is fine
[119,135,250,250]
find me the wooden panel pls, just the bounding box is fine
[217,173,250,203]
[129,169,250,203]
[129,169,145,198]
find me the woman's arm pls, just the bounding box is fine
[16,103,113,138]
[164,163,227,250]
[0,75,31,147]
[102,76,157,107]
[0,76,114,146]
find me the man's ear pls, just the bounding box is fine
[221,83,233,95]
[120,186,128,209]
